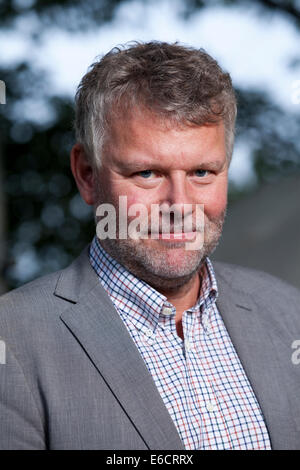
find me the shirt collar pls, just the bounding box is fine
[89,235,218,330]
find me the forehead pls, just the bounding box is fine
[104,111,226,169]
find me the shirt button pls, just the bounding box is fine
[162,307,173,316]
[202,318,211,335]
[144,328,153,337]
[185,339,192,351]
[206,402,218,412]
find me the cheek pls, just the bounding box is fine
[125,192,143,208]
[201,181,228,218]
[126,193,154,225]
[109,182,153,219]
[112,181,152,208]
[100,177,132,207]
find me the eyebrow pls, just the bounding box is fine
[190,161,226,171]
[117,161,156,172]
[118,159,226,172]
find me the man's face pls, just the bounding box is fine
[94,112,228,290]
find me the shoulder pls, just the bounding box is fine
[0,244,97,339]
[212,259,300,312]
[0,268,68,343]
[213,260,299,293]
[0,269,63,313]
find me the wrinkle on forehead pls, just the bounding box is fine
[103,107,226,169]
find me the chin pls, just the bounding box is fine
[137,247,205,278]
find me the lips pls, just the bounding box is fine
[150,231,197,241]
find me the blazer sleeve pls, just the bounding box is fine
[0,340,46,449]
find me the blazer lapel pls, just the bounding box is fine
[215,265,299,449]
[57,246,184,450]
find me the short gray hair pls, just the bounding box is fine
[74,41,237,168]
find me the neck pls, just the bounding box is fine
[158,273,201,340]
[159,272,201,318]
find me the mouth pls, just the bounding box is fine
[149,231,197,241]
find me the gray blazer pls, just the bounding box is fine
[0,245,300,450]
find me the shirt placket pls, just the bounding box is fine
[178,308,204,449]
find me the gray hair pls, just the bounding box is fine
[74,41,237,168]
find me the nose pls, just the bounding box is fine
[157,172,195,229]
[161,172,193,208]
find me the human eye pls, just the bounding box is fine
[131,169,162,187]
[190,168,215,184]
[194,169,209,178]
[137,170,155,178]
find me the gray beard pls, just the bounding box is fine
[97,209,226,292]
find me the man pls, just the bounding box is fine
[1,41,300,450]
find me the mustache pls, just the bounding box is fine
[147,226,204,234]
[137,217,205,235]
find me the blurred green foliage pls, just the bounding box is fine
[0,63,95,288]
[0,0,300,290]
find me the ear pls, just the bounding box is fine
[70,143,96,206]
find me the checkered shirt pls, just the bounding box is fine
[89,236,271,450]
